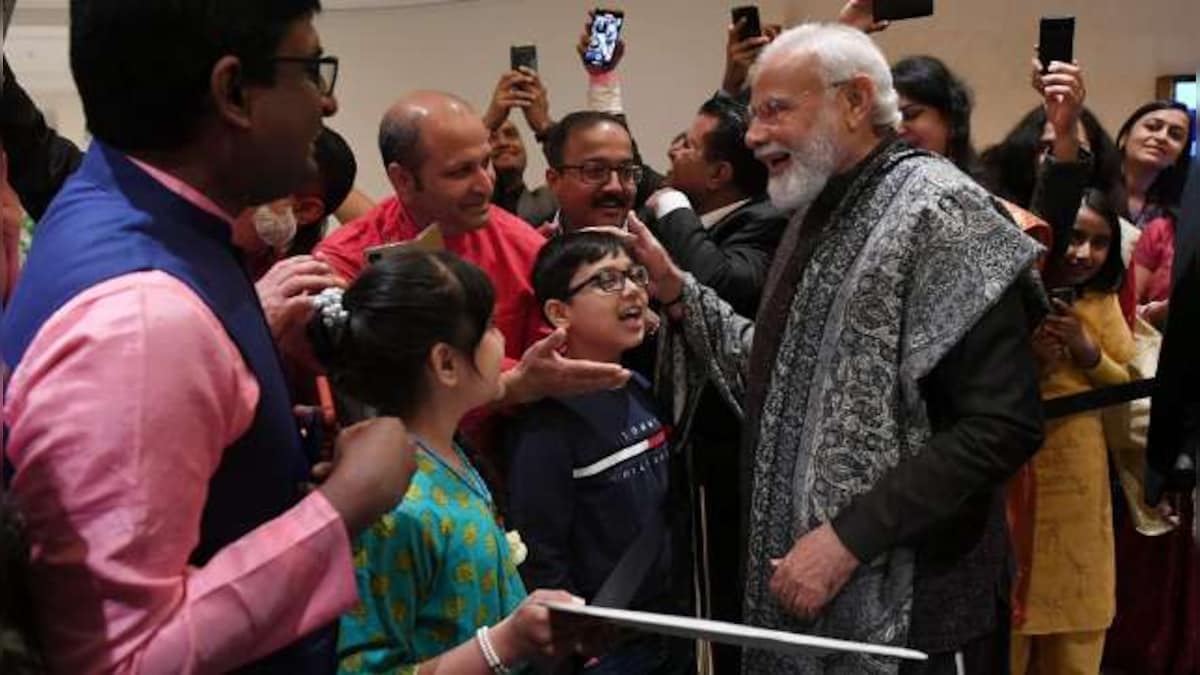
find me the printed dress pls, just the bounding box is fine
[1015,291,1135,635]
[338,444,526,673]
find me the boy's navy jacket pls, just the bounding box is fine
[505,374,673,609]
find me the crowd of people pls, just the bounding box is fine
[0,1,1197,674]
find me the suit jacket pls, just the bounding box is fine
[648,196,787,318]
[1147,158,1200,502]
[492,182,558,228]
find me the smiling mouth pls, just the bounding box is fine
[758,152,792,174]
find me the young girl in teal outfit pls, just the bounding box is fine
[312,251,578,674]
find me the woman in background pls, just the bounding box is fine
[1119,102,1194,327]
[1118,101,1193,228]
[1104,100,1199,675]
[1014,189,1134,674]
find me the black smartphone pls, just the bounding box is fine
[873,0,934,22]
[298,407,326,465]
[583,9,625,71]
[1049,286,1077,311]
[510,44,538,73]
[731,6,762,41]
[1038,16,1075,73]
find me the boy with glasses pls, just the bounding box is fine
[505,231,693,674]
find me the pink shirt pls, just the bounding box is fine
[3,160,357,672]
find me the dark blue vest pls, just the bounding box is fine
[1,142,335,673]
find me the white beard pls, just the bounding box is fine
[760,114,839,214]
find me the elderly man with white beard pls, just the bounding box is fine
[624,23,1045,675]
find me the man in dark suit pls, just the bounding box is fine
[644,95,787,318]
[1147,156,1200,513]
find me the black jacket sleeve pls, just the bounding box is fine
[2,59,84,221]
[650,202,785,318]
[1146,239,1200,502]
[831,285,1045,563]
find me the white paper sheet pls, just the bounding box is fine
[541,602,928,662]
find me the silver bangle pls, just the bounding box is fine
[475,625,511,675]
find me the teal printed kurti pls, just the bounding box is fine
[337,446,526,673]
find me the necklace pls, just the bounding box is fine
[409,433,493,507]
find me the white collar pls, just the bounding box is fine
[700,198,752,230]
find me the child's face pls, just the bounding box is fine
[554,251,649,359]
[1061,205,1113,287]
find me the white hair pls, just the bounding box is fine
[751,23,901,128]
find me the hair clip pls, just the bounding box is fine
[314,287,349,331]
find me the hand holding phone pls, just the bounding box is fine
[724,7,779,94]
[1038,16,1075,73]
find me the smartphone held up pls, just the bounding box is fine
[873,0,934,22]
[583,9,625,71]
[731,5,762,41]
[510,44,538,73]
[1038,16,1075,73]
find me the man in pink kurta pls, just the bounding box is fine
[1,4,413,672]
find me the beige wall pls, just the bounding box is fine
[790,1,1200,153]
[314,0,790,198]
[8,1,790,199]
[9,0,1199,201]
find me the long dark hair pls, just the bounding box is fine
[1051,188,1125,293]
[311,250,495,419]
[892,55,980,176]
[310,250,512,515]
[981,105,1123,209]
[1117,100,1195,216]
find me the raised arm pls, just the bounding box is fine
[624,214,754,408]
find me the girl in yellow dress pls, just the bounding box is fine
[1012,189,1136,674]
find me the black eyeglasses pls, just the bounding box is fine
[270,56,339,97]
[557,160,644,186]
[567,265,651,297]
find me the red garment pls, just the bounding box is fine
[1133,216,1176,303]
[315,196,550,364]
[1107,215,1196,673]
[1118,266,1138,328]
[1104,501,1200,674]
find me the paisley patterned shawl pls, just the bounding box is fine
[677,147,1041,674]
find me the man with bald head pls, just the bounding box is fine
[627,24,1045,673]
[319,91,520,275]
[316,92,627,413]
